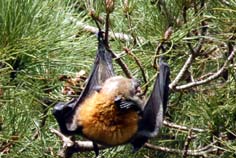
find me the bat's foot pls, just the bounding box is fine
[131,135,148,153]
[93,142,99,157]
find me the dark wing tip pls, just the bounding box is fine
[52,99,78,135]
[131,135,148,152]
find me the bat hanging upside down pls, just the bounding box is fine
[73,76,144,146]
[53,31,170,155]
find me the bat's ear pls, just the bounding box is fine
[93,85,102,92]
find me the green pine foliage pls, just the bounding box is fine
[0,0,235,157]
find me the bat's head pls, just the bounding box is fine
[100,76,142,98]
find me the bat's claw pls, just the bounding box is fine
[53,102,64,109]
[114,96,142,112]
[93,142,99,157]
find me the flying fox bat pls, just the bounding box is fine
[53,31,170,156]
[53,31,115,135]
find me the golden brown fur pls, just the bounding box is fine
[76,76,142,145]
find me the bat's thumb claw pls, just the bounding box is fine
[52,102,65,116]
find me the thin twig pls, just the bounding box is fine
[153,26,173,70]
[163,120,205,133]
[104,13,110,46]
[123,48,148,95]
[110,50,132,78]
[90,12,102,32]
[153,42,164,70]
[183,129,193,158]
[198,141,218,152]
[144,143,218,157]
[169,54,194,89]
[66,16,144,43]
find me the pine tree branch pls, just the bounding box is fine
[50,127,215,158]
[124,48,148,95]
[66,16,144,43]
[169,54,194,89]
[182,129,194,157]
[175,46,235,90]
[144,142,218,156]
[170,2,208,90]
[163,120,205,133]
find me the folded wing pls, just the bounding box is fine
[53,31,115,135]
[131,59,170,151]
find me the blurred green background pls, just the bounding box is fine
[0,0,235,157]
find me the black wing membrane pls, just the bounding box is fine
[131,60,170,151]
[53,32,115,135]
[76,32,115,105]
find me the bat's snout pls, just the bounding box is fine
[131,78,142,95]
